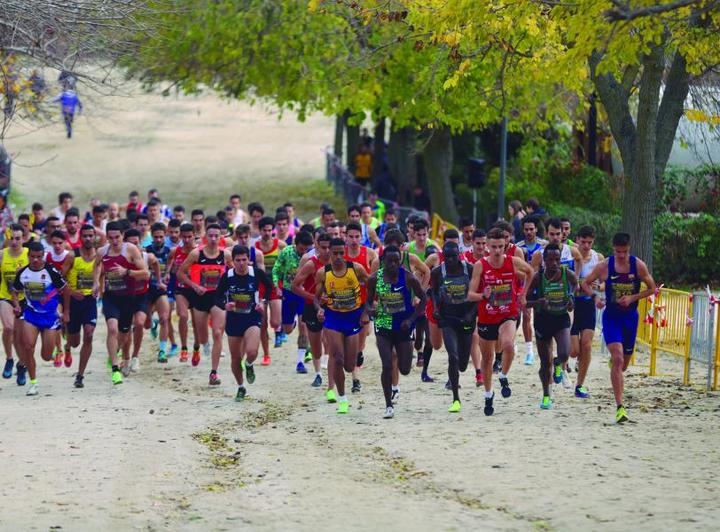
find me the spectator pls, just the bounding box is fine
[525,198,547,218]
[354,145,373,188]
[508,200,525,242]
[51,192,73,222]
[412,185,431,213]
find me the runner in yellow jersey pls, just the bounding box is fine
[63,225,97,388]
[0,225,29,384]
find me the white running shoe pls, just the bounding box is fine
[524,352,535,365]
[26,383,38,396]
[562,370,572,389]
[383,406,394,419]
[320,354,329,370]
[122,362,131,377]
[130,357,140,372]
[203,343,211,357]
[220,351,226,358]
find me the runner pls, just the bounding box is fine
[526,244,577,409]
[291,233,332,392]
[0,225,28,383]
[347,205,381,248]
[560,217,574,247]
[178,223,231,385]
[580,232,656,423]
[272,230,314,373]
[344,221,378,392]
[255,216,285,356]
[458,217,475,253]
[190,209,205,243]
[214,245,272,401]
[531,218,580,272]
[64,209,82,250]
[166,223,197,362]
[431,242,476,413]
[468,228,533,416]
[64,225,97,388]
[314,238,370,414]
[274,211,293,246]
[375,209,397,244]
[12,242,67,396]
[247,202,265,240]
[366,245,425,419]
[93,221,150,385]
[45,230,73,367]
[570,225,604,398]
[234,224,266,271]
[461,228,488,388]
[145,222,173,362]
[516,216,547,366]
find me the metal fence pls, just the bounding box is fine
[690,292,719,390]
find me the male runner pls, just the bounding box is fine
[64,225,97,388]
[468,228,533,416]
[560,217,574,247]
[366,245,425,419]
[461,228,488,387]
[166,223,197,362]
[273,230,314,372]
[347,205,381,249]
[215,245,272,401]
[360,202,380,231]
[526,244,577,409]
[314,238,370,414]
[247,203,265,240]
[45,230,73,367]
[0,224,28,382]
[145,223,173,362]
[431,242,476,413]
[64,209,83,250]
[571,225,604,398]
[581,232,656,423]
[375,209,397,244]
[274,211,293,246]
[516,216,547,365]
[255,216,285,354]
[190,209,205,243]
[12,242,67,395]
[458,217,475,253]
[94,221,149,385]
[178,223,231,384]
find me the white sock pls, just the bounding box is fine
[316,372,321,378]
[392,385,399,392]
[499,372,507,380]
[526,341,534,355]
[338,395,347,402]
[297,348,306,363]
[484,390,494,399]
[246,361,253,367]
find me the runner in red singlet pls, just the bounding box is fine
[166,223,197,362]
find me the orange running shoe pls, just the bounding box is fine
[64,349,72,368]
[53,350,62,368]
[475,371,484,387]
[179,349,189,363]
[191,349,201,367]
[261,354,271,366]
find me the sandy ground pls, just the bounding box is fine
[1,88,720,531]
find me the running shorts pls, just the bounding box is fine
[225,312,261,337]
[148,286,167,306]
[281,289,304,326]
[133,293,149,315]
[534,312,571,341]
[302,303,323,333]
[477,317,518,341]
[602,309,639,356]
[103,293,134,333]
[324,307,362,337]
[374,326,414,343]
[21,307,61,331]
[67,295,98,334]
[571,298,597,335]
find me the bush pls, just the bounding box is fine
[659,164,720,215]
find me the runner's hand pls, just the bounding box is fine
[194,284,207,296]
[157,282,167,291]
[63,311,70,324]
[519,294,527,308]
[317,308,325,322]
[482,286,492,300]
[72,290,84,301]
[595,297,606,310]
[225,302,236,312]
[617,295,634,307]
[360,312,370,325]
[255,303,265,314]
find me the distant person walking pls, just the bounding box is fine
[354,145,372,188]
[52,88,83,139]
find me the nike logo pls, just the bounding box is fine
[611,275,620,280]
[391,286,403,292]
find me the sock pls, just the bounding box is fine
[246,361,253,368]
[338,395,347,402]
[30,378,37,385]
[495,352,502,363]
[526,341,533,355]
[112,365,119,372]
[392,385,399,392]
[316,371,321,378]
[499,372,507,380]
[159,340,168,352]
[210,369,217,375]
[193,344,199,351]
[182,345,187,351]
[475,368,482,376]
[297,349,306,363]
[484,390,494,399]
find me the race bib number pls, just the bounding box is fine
[77,272,94,290]
[489,283,513,307]
[106,271,127,292]
[200,269,221,290]
[231,293,253,314]
[380,292,406,314]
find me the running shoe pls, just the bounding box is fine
[130,357,140,372]
[179,348,189,363]
[575,385,590,398]
[540,396,552,410]
[16,364,26,386]
[274,335,282,348]
[64,349,72,368]
[281,331,289,344]
[337,399,349,414]
[383,406,394,419]
[492,358,501,374]
[121,362,131,377]
[53,349,62,368]
[421,372,434,383]
[150,318,159,339]
[326,389,337,403]
[351,379,361,393]
[26,383,38,396]
[2,358,13,379]
[320,354,328,369]
[475,371,484,387]
[391,389,399,404]
[356,351,364,368]
[448,400,462,413]
[311,374,322,387]
[553,363,563,384]
[246,364,256,384]
[445,380,452,390]
[416,354,424,367]
[235,386,247,402]
[261,354,271,366]
[296,362,308,374]
[169,344,179,357]
[74,374,84,389]
[209,371,221,386]
[111,370,123,385]
[304,350,312,363]
[499,377,511,398]
[616,406,629,424]
[191,350,201,367]
[157,350,168,363]
[524,352,534,365]
[561,370,572,390]
[484,392,495,416]
[203,343,210,357]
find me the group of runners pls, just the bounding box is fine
[1,191,656,423]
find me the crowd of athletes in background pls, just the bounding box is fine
[0,189,654,423]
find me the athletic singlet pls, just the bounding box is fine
[67,249,95,296]
[219,267,265,314]
[374,267,413,330]
[407,240,436,260]
[361,224,373,248]
[537,266,572,316]
[576,249,599,300]
[146,243,171,288]
[102,243,137,296]
[131,251,150,295]
[190,249,225,291]
[477,255,519,324]
[45,249,69,272]
[67,232,82,250]
[344,246,370,273]
[172,246,193,288]
[605,256,640,315]
[459,239,473,254]
[517,240,544,262]
[439,262,472,319]
[256,238,280,271]
[0,247,29,300]
[12,264,66,314]
[378,247,412,270]
[324,262,362,312]
[559,244,575,270]
[301,256,324,304]
[462,250,482,265]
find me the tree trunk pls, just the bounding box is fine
[345,111,360,173]
[422,126,458,222]
[388,126,417,205]
[334,114,344,158]
[372,117,386,185]
[588,94,598,167]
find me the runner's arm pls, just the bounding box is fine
[531,250,543,272]
[290,260,316,301]
[62,254,74,277]
[313,270,327,313]
[410,254,431,288]
[213,272,229,310]
[524,272,543,308]
[368,226,382,248]
[271,247,286,287]
[512,256,534,304]
[127,246,150,281]
[467,261,486,302]
[364,274,378,317]
[429,267,441,311]
[580,260,608,297]
[634,259,657,302]
[256,268,273,305]
[255,248,265,272]
[177,250,199,289]
[353,262,370,284]
[407,271,427,322]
